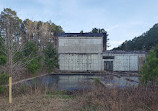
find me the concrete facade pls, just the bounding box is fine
[58,33,147,72]
[58,34,104,72]
[59,54,102,71]
[58,37,103,53]
[102,51,147,72]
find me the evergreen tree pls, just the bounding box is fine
[113,24,158,51]
[141,45,158,85]
[43,43,58,72]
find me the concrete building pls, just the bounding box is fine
[58,33,107,71]
[102,51,147,72]
[58,33,147,72]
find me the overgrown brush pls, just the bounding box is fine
[0,73,9,94]
[1,82,158,111]
[68,86,158,111]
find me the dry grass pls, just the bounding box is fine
[0,93,73,111]
[0,84,74,111]
[0,84,158,111]
[68,86,158,111]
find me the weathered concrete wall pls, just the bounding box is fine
[59,54,103,71]
[102,52,146,71]
[58,35,146,72]
[113,55,138,71]
[58,37,103,53]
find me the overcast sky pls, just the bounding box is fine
[1,0,158,49]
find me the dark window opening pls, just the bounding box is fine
[103,56,114,59]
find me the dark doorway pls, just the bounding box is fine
[104,61,113,72]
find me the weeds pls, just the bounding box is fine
[0,81,158,111]
[0,86,6,94]
[68,86,158,111]
[0,73,9,94]
[93,77,101,85]
[46,90,74,99]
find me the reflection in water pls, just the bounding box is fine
[102,76,138,87]
[24,74,139,91]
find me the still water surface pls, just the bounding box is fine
[24,74,139,91]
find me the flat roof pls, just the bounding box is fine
[103,50,148,54]
[58,33,105,37]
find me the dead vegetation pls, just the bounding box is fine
[0,93,72,111]
[0,85,74,111]
[69,86,158,111]
[0,84,158,111]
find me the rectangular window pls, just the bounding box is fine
[103,56,114,59]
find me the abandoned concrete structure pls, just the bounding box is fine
[103,51,146,72]
[58,33,147,72]
[58,33,106,71]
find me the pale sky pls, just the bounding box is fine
[1,0,158,49]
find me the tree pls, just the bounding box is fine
[90,28,109,50]
[0,9,41,80]
[141,45,158,85]
[0,8,64,80]
[91,28,99,33]
[113,23,158,51]
[91,28,107,33]
[22,41,41,74]
[23,41,38,57]
[0,34,7,66]
[0,8,23,77]
[43,43,58,72]
[80,30,83,33]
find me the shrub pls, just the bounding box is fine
[14,51,23,62]
[0,73,8,94]
[0,73,9,85]
[45,57,58,71]
[23,41,38,57]
[0,85,6,94]
[141,45,158,85]
[28,58,41,73]
[43,43,58,72]
[93,77,101,85]
[0,55,7,65]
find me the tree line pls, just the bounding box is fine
[113,23,158,51]
[0,8,64,82]
[0,8,109,82]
